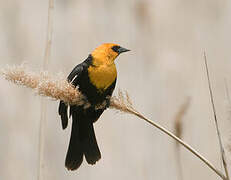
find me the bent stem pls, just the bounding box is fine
[136,110,224,179]
[110,93,226,180]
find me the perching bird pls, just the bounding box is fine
[58,43,130,170]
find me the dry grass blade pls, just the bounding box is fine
[224,79,231,103]
[110,91,225,180]
[204,52,229,180]
[224,79,231,117]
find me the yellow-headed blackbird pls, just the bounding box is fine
[58,43,130,170]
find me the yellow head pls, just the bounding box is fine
[91,43,130,66]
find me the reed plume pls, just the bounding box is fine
[1,64,85,105]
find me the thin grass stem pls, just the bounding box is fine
[203,52,229,180]
[109,103,226,180]
[38,1,54,180]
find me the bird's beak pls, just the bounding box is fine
[118,47,130,54]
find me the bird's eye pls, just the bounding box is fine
[111,46,121,53]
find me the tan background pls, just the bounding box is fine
[0,0,231,179]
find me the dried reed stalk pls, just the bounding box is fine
[110,91,225,179]
[38,1,54,180]
[204,52,229,180]
[224,79,231,119]
[224,79,231,164]
[0,65,226,180]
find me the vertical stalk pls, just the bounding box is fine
[204,52,229,180]
[38,1,54,180]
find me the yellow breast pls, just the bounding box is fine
[88,63,117,91]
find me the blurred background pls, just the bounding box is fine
[1,0,231,179]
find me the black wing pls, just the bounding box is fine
[67,64,84,84]
[58,61,86,130]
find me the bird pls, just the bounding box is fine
[58,43,130,170]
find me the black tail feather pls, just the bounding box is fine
[80,121,101,164]
[65,110,83,170]
[65,106,101,170]
[58,101,68,129]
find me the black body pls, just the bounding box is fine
[58,55,116,170]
